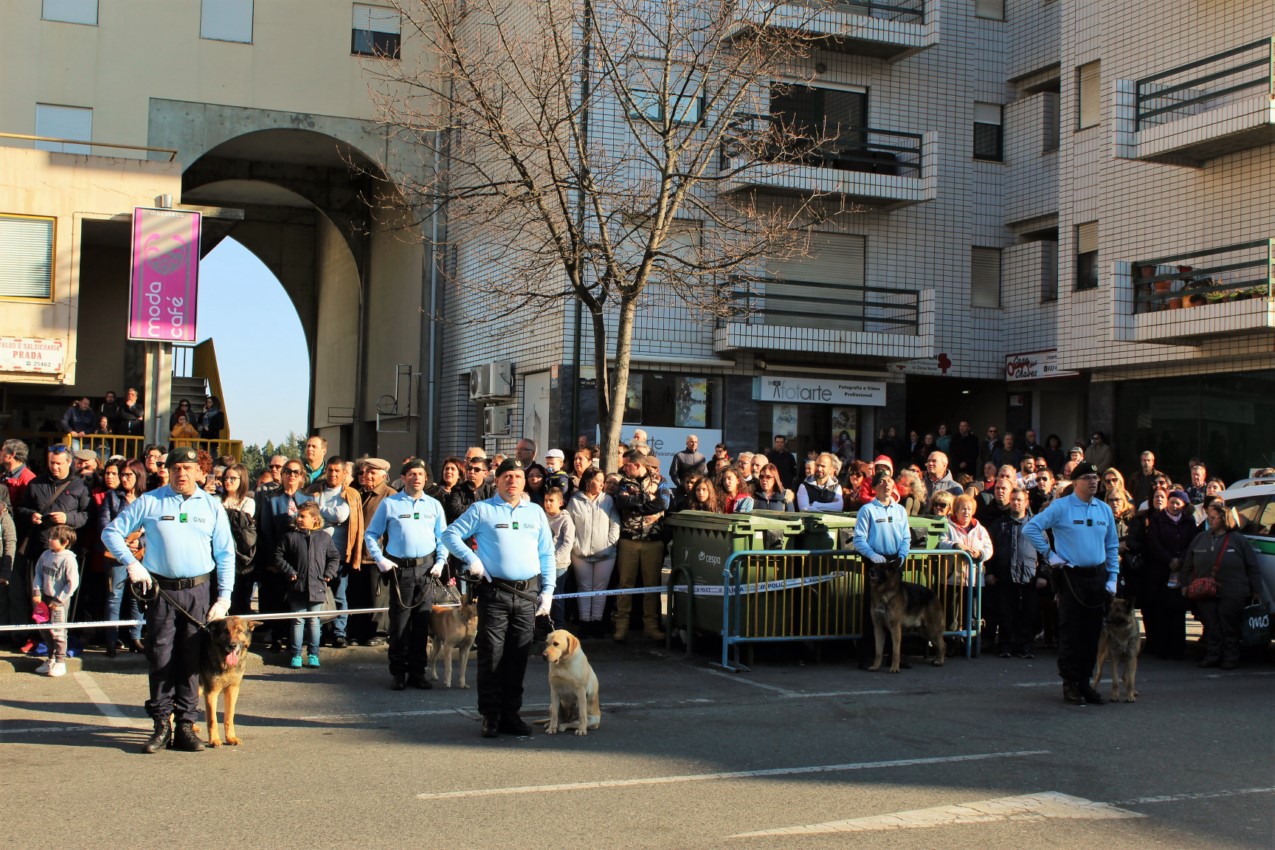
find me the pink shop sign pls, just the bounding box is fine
[128,207,200,343]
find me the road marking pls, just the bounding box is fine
[415,749,1049,800]
[730,791,1142,837]
[73,671,137,728]
[1,724,111,736]
[1014,681,1060,688]
[1115,786,1275,806]
[701,668,799,695]
[783,690,896,699]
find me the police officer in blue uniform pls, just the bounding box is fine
[102,447,235,753]
[364,458,447,691]
[442,459,554,738]
[1023,462,1120,705]
[853,470,912,670]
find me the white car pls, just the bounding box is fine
[1217,482,1275,604]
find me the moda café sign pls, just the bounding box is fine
[1005,349,1078,382]
[128,207,201,343]
[754,376,886,406]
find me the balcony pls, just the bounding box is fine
[725,1,937,61]
[1124,240,1275,344]
[719,121,934,209]
[713,277,935,358]
[1119,37,1275,166]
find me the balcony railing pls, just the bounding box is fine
[1135,38,1273,131]
[60,433,244,463]
[726,1,934,60]
[721,277,922,334]
[1132,239,1273,314]
[721,115,922,175]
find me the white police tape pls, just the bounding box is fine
[0,574,848,632]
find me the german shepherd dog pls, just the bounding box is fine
[200,616,258,747]
[1093,596,1140,702]
[428,584,478,689]
[867,558,946,673]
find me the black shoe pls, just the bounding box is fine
[1078,683,1106,705]
[1062,681,1085,705]
[363,637,385,647]
[171,720,205,752]
[129,639,146,654]
[392,674,407,691]
[481,714,500,738]
[141,718,171,754]
[498,714,533,737]
[333,637,348,649]
[106,644,118,658]
[1018,647,1035,659]
[998,648,1013,658]
[408,675,433,690]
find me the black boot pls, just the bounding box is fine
[1077,683,1106,705]
[171,720,205,752]
[1062,681,1085,705]
[141,718,171,754]
[498,713,533,737]
[481,714,500,738]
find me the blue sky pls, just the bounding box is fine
[198,239,308,446]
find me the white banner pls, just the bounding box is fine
[0,336,65,374]
[754,376,886,406]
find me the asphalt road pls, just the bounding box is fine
[2,636,1273,849]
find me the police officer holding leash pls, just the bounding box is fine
[442,459,554,738]
[363,458,447,692]
[1023,462,1119,706]
[853,470,912,670]
[102,447,235,753]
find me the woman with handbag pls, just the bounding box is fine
[100,459,147,655]
[1181,501,1263,669]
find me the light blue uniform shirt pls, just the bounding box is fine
[102,486,236,601]
[1022,493,1120,580]
[853,499,911,561]
[363,490,447,562]
[442,494,556,591]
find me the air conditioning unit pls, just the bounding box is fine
[483,404,513,436]
[469,361,514,400]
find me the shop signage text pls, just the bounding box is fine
[1005,350,1078,382]
[128,207,201,343]
[754,376,886,407]
[0,336,65,374]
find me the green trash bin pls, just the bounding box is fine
[666,511,803,633]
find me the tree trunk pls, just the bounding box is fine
[589,306,613,469]
[598,298,638,472]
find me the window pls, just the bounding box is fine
[1077,61,1101,129]
[767,233,867,331]
[1043,92,1060,152]
[352,4,401,58]
[973,103,1003,161]
[623,374,722,429]
[35,104,92,154]
[1042,240,1059,302]
[769,84,867,169]
[629,87,704,125]
[971,247,1001,308]
[42,0,96,25]
[202,0,253,43]
[0,215,55,300]
[1075,221,1098,290]
[974,0,1004,20]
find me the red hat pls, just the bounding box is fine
[873,455,894,470]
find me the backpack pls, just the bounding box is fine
[226,507,258,574]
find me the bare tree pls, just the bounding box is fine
[369,0,858,470]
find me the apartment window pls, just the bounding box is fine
[770,84,867,169]
[1077,61,1101,129]
[1075,221,1098,290]
[42,0,97,25]
[1042,240,1059,302]
[352,4,401,58]
[1043,92,1060,152]
[973,103,1003,161]
[974,0,1004,20]
[35,104,92,155]
[202,0,253,43]
[629,88,704,125]
[971,247,1002,308]
[0,215,55,300]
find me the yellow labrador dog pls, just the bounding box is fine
[542,629,600,736]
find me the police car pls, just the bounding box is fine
[1218,478,1275,604]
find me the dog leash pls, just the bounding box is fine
[129,581,213,635]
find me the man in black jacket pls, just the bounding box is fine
[669,434,707,493]
[951,420,981,480]
[19,445,91,555]
[765,435,799,492]
[987,489,1049,658]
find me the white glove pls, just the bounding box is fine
[376,558,396,574]
[1048,553,1067,567]
[869,554,887,565]
[467,558,487,581]
[429,560,444,578]
[1105,579,1118,595]
[126,562,152,590]
[207,598,230,622]
[535,592,552,618]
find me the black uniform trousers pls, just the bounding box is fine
[996,581,1040,653]
[476,578,538,719]
[387,557,435,677]
[1053,566,1106,684]
[145,580,211,723]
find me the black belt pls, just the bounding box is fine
[390,554,435,569]
[491,576,540,593]
[1060,565,1102,575]
[153,572,212,590]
